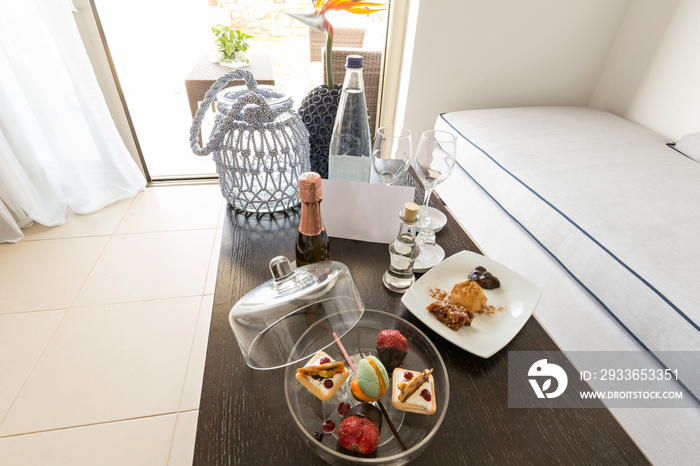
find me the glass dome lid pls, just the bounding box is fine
[229,256,365,370]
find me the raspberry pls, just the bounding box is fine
[322,420,336,433]
[420,389,432,402]
[337,402,351,417]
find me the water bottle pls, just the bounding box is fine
[328,55,371,183]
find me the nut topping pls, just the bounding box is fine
[296,361,345,378]
[397,369,433,402]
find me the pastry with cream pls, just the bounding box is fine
[450,279,487,312]
[296,350,349,401]
[391,368,436,415]
[350,356,389,402]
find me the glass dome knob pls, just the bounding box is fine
[269,255,293,281]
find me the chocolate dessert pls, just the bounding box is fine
[376,329,408,373]
[468,265,501,289]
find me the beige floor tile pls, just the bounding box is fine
[0,414,176,466]
[168,411,198,466]
[115,184,223,234]
[72,230,216,307]
[0,298,201,436]
[0,237,109,314]
[203,229,222,296]
[217,200,228,228]
[180,296,213,411]
[0,310,65,422]
[21,199,133,241]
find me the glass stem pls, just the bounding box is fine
[417,188,434,245]
[422,189,432,207]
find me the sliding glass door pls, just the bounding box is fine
[77,0,405,182]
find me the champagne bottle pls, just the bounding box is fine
[296,172,330,266]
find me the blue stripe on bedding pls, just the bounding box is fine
[444,127,699,405]
[439,113,699,333]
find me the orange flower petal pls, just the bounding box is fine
[319,0,388,14]
[343,7,387,14]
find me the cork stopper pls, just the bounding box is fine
[299,172,322,203]
[402,202,419,221]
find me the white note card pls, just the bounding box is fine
[320,179,415,244]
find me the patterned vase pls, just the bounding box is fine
[298,83,342,178]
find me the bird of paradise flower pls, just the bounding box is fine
[286,0,389,89]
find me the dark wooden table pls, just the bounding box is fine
[194,176,649,465]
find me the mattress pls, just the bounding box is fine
[433,107,700,464]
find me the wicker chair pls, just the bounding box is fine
[323,47,383,131]
[309,27,366,62]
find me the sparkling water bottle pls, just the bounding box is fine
[328,55,371,183]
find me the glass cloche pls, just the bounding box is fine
[229,256,364,370]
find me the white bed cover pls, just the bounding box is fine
[434,106,700,465]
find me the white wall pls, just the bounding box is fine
[396,0,630,137]
[592,0,700,140]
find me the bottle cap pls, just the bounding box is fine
[299,172,323,203]
[403,202,419,221]
[346,55,363,69]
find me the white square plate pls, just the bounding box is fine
[401,250,541,358]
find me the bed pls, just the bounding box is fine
[434,106,700,465]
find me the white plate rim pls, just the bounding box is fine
[401,250,542,358]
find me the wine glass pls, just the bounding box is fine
[413,129,457,269]
[371,126,412,185]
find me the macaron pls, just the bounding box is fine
[351,356,389,402]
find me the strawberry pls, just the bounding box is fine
[376,329,408,372]
[337,416,380,455]
[376,329,408,351]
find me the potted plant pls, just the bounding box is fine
[212,24,253,67]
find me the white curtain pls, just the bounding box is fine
[0,0,146,243]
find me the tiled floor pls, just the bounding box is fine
[0,184,224,466]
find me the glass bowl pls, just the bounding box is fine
[284,310,449,465]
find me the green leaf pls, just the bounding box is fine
[212,25,252,56]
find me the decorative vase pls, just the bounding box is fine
[190,70,310,214]
[218,51,250,68]
[298,83,342,179]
